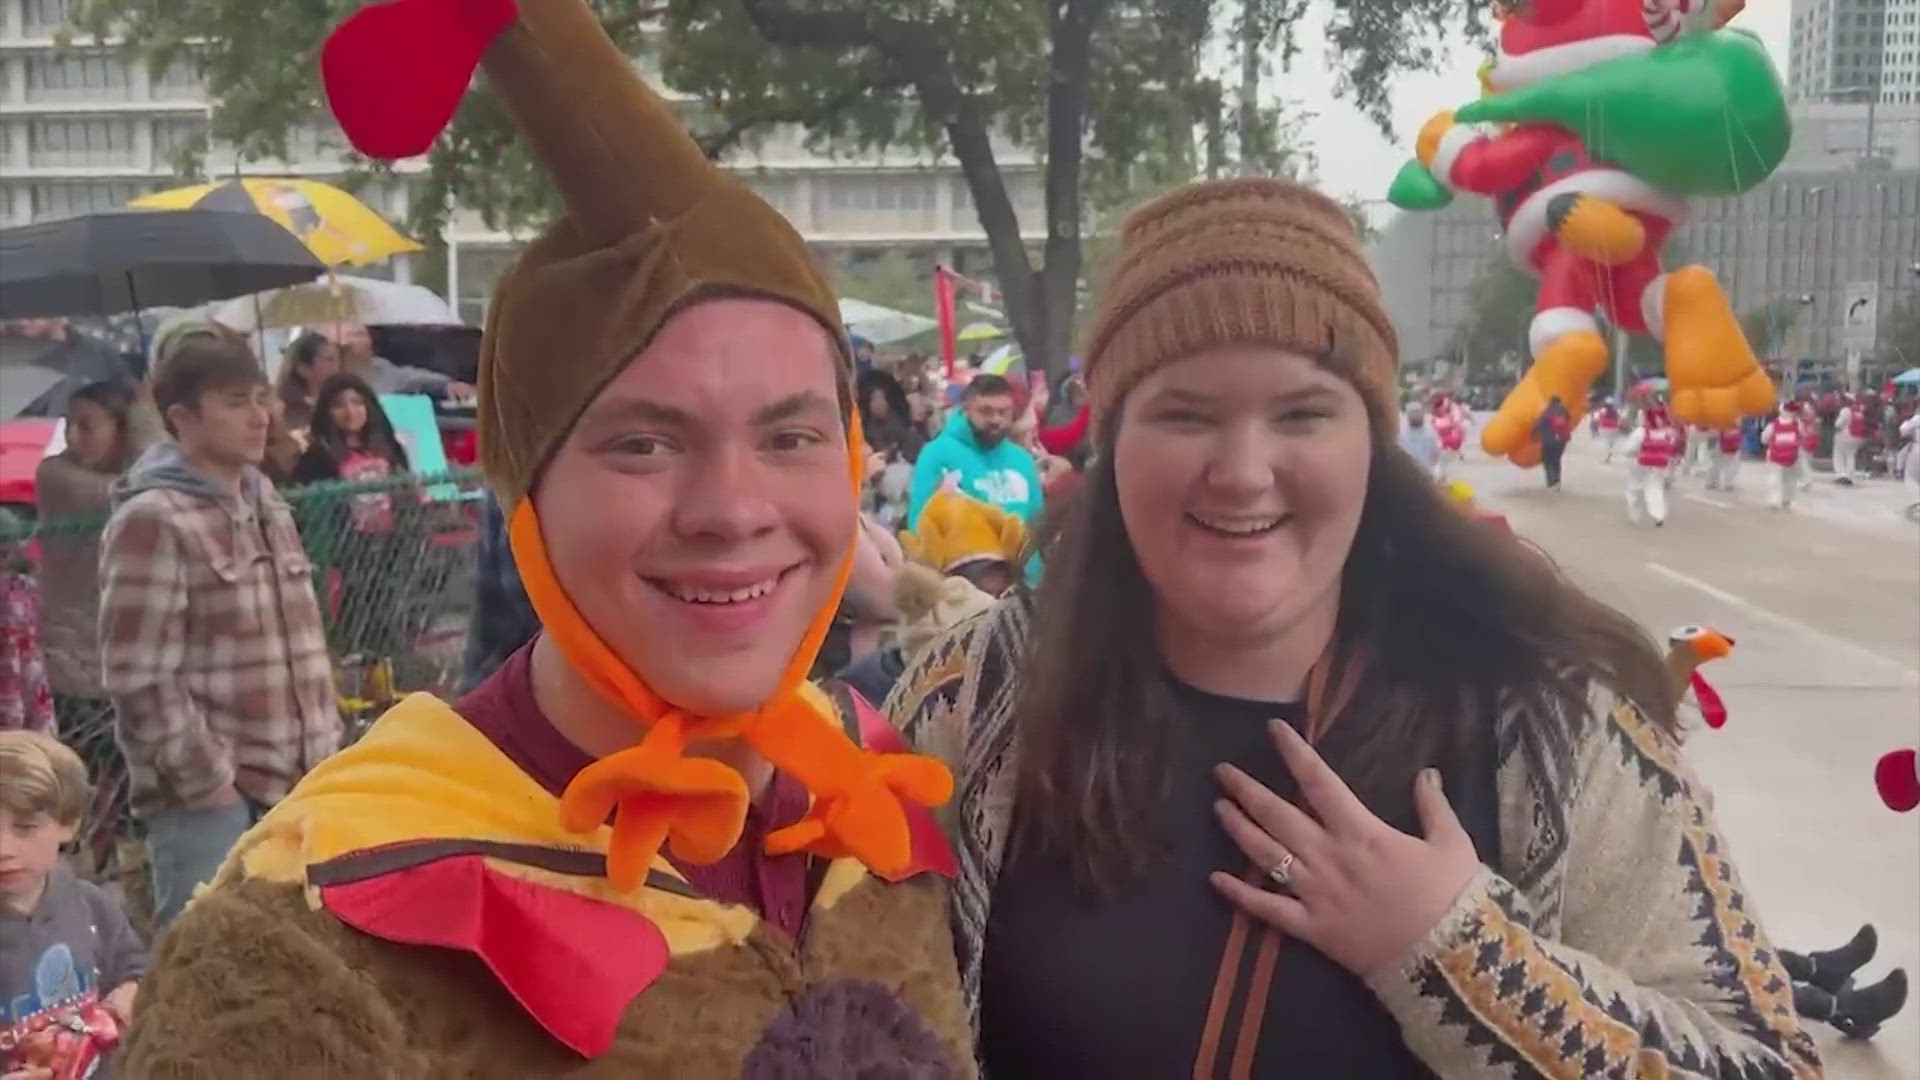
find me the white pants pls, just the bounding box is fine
[1689,438,1715,476]
[1431,455,1450,483]
[1599,431,1620,461]
[1627,465,1669,523]
[1833,436,1860,481]
[1709,450,1740,491]
[1769,462,1799,508]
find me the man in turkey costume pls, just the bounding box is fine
[116,0,971,1076]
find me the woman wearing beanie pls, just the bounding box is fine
[888,178,1820,1078]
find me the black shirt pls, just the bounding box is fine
[978,677,1500,1080]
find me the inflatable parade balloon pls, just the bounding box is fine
[1388,0,1791,467]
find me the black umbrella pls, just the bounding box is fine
[0,329,139,419]
[0,209,325,319]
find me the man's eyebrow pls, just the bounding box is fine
[1143,387,1220,408]
[578,398,694,428]
[1271,384,1345,405]
[753,390,839,426]
[579,392,839,429]
[1145,385,1342,408]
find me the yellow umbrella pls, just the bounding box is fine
[131,178,422,268]
[956,319,1006,340]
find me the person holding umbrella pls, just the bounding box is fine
[323,322,474,401]
[274,331,344,438]
[34,380,139,867]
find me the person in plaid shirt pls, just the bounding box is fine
[97,337,340,928]
[457,493,540,694]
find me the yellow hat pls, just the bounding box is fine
[902,491,1029,575]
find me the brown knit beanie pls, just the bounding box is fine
[1081,178,1399,441]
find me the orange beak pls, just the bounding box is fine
[1690,629,1735,661]
[1712,0,1745,28]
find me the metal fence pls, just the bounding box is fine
[3,470,486,930]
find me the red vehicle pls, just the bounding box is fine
[0,418,57,518]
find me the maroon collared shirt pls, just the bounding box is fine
[457,642,815,940]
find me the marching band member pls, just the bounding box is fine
[1592,398,1623,462]
[1763,403,1807,511]
[1622,404,1680,526]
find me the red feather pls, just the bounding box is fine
[321,0,519,159]
[1689,671,1728,730]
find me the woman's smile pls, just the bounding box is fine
[1185,511,1293,539]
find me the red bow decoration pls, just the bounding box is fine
[322,0,520,159]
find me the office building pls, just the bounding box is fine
[1366,199,1503,372]
[1790,0,1920,104]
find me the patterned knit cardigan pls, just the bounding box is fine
[884,598,1825,1080]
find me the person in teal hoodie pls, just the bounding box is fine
[907,373,1043,529]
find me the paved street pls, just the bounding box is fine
[1459,432,1920,1078]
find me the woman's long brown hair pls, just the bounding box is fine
[1013,417,1678,891]
[67,379,138,473]
[277,333,334,403]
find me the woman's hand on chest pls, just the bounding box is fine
[1208,719,1481,981]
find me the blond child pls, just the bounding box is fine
[1,730,145,1079]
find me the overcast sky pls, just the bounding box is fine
[1276,0,1794,215]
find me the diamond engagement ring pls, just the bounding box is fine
[1267,852,1295,888]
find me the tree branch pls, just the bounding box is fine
[1023,0,1112,372]
[734,0,1044,355]
[694,69,913,161]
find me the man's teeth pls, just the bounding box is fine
[1192,514,1283,535]
[662,578,778,604]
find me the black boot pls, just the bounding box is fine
[1792,983,1836,1022]
[1831,969,1909,1041]
[1799,925,1878,994]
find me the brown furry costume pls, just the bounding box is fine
[120,696,973,1078]
[116,0,971,1075]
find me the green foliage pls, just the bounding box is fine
[75,0,1491,376]
[1340,196,1380,245]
